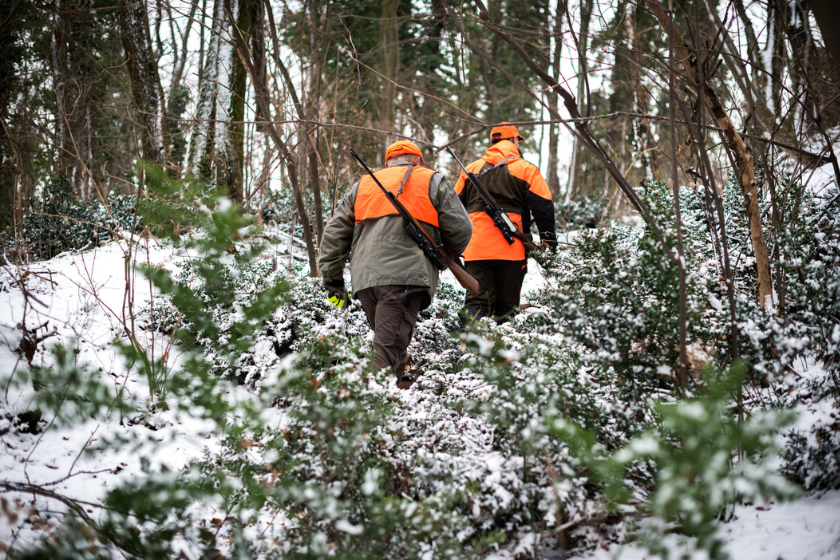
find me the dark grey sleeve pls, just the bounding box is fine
[430,174,473,255]
[528,191,558,249]
[318,183,358,282]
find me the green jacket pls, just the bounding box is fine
[319,161,472,301]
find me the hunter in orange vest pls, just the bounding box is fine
[319,140,473,388]
[454,123,557,323]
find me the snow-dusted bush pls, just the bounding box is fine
[602,363,799,560]
[774,179,840,376]
[556,195,607,229]
[20,176,137,261]
[526,185,720,393]
[785,416,840,491]
[146,253,374,387]
[9,164,838,559]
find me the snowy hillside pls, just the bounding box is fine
[2,218,838,558]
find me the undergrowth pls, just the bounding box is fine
[4,168,838,559]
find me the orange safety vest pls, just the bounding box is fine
[354,166,440,227]
[463,210,525,261]
[455,141,551,262]
[457,155,525,261]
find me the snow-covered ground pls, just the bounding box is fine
[0,240,223,549]
[1,237,839,558]
[582,491,840,560]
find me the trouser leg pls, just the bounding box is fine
[462,260,526,324]
[463,261,496,318]
[356,285,423,378]
[492,259,527,323]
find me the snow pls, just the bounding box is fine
[1,237,837,557]
[0,240,283,548]
[440,256,556,296]
[335,520,364,535]
[580,491,840,560]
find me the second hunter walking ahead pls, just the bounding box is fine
[455,123,557,323]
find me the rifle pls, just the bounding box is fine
[446,147,539,253]
[349,148,480,296]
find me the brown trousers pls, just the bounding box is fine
[356,285,424,378]
[463,259,527,323]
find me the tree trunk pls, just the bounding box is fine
[379,0,399,157]
[546,3,564,197]
[188,0,258,203]
[225,0,263,203]
[809,0,840,78]
[731,0,760,84]
[567,0,593,202]
[667,5,688,395]
[769,0,785,120]
[306,1,327,245]
[627,0,657,182]
[50,0,72,183]
[119,0,168,167]
[646,0,774,309]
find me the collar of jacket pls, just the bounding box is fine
[482,140,521,165]
[384,160,414,169]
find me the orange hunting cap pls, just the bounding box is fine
[490,122,525,142]
[385,140,423,161]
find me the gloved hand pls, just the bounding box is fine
[324,278,350,308]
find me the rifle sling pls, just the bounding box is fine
[397,166,414,197]
[475,156,515,178]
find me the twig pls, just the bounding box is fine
[67,425,100,478]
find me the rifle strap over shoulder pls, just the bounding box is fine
[396,166,415,197]
[476,156,515,178]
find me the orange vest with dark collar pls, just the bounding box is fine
[454,141,552,261]
[354,166,440,227]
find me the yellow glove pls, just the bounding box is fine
[325,279,350,308]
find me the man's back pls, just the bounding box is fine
[318,140,473,384]
[452,124,557,323]
[455,139,556,262]
[319,160,472,302]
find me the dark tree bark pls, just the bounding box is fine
[809,0,840,78]
[567,0,593,202]
[667,5,688,395]
[304,0,328,245]
[546,3,565,197]
[379,0,399,156]
[118,0,168,166]
[626,0,658,182]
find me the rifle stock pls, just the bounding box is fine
[442,249,480,295]
[403,208,480,296]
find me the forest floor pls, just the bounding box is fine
[1,233,839,559]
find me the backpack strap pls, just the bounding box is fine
[475,156,515,178]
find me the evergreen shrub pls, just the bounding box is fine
[556,196,606,229]
[8,165,836,559]
[20,176,137,261]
